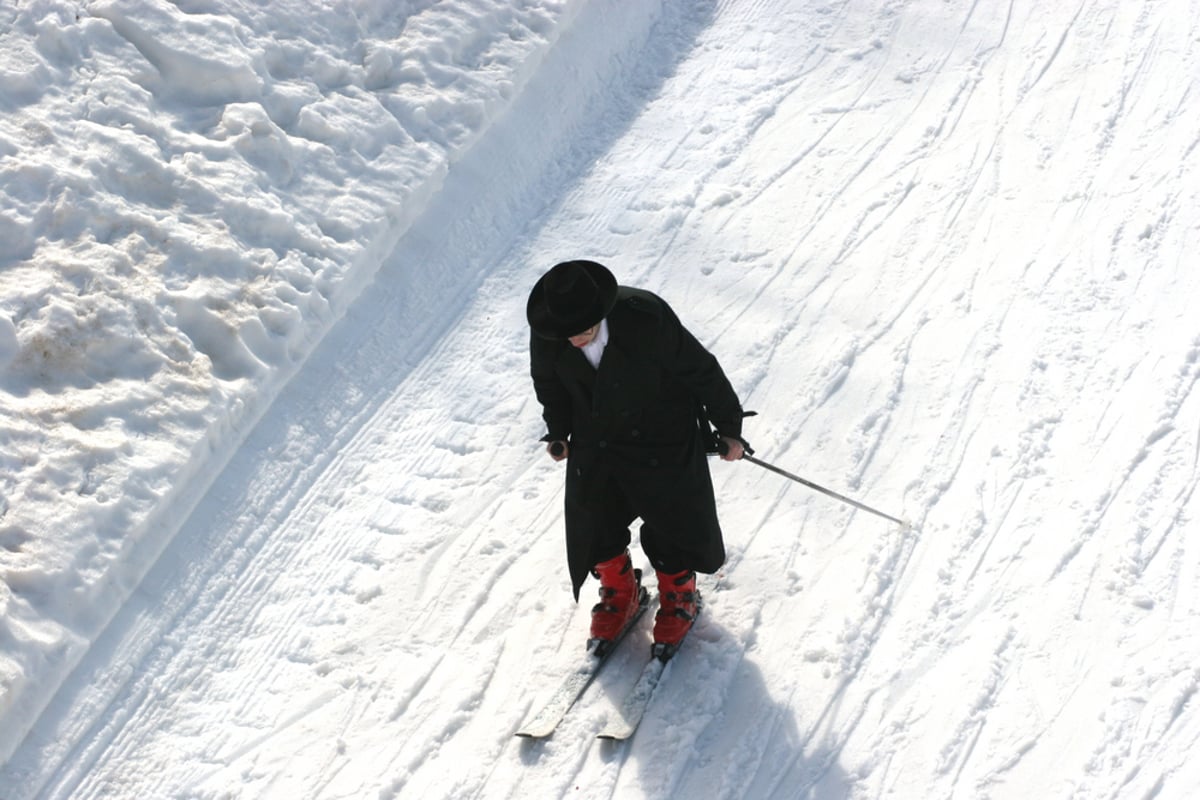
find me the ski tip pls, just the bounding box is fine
[515,721,558,739]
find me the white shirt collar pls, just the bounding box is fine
[581,318,609,369]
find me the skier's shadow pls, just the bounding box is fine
[596,618,849,799]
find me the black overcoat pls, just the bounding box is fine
[530,286,744,598]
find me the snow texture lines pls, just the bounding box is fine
[937,626,1019,793]
[6,1,1200,798]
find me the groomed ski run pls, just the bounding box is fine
[2,1,1199,799]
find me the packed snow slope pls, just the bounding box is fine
[3,0,1199,798]
[0,0,591,772]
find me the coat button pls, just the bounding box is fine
[649,458,659,467]
[631,429,641,438]
[599,441,607,448]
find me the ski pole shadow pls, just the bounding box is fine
[599,617,851,800]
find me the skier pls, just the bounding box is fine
[526,259,749,652]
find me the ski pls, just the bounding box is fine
[597,591,704,741]
[596,639,693,740]
[596,655,663,740]
[515,584,651,739]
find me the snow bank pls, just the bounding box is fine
[0,0,585,765]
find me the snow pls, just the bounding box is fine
[1,0,1198,797]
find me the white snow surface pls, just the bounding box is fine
[2,0,1199,797]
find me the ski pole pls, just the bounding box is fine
[737,451,910,528]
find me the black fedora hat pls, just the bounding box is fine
[526,260,618,339]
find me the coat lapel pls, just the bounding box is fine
[558,343,596,391]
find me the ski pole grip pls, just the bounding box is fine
[715,437,752,458]
[550,441,566,457]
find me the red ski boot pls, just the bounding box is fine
[653,569,700,655]
[589,550,643,650]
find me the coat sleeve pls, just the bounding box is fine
[652,298,745,438]
[530,331,573,442]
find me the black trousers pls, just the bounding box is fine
[576,474,709,585]
[563,440,726,599]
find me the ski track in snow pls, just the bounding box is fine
[4,0,1200,798]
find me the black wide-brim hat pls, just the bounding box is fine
[526,260,619,339]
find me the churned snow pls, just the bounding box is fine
[1,0,1198,798]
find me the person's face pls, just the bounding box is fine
[568,323,599,348]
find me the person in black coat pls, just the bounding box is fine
[526,259,748,651]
